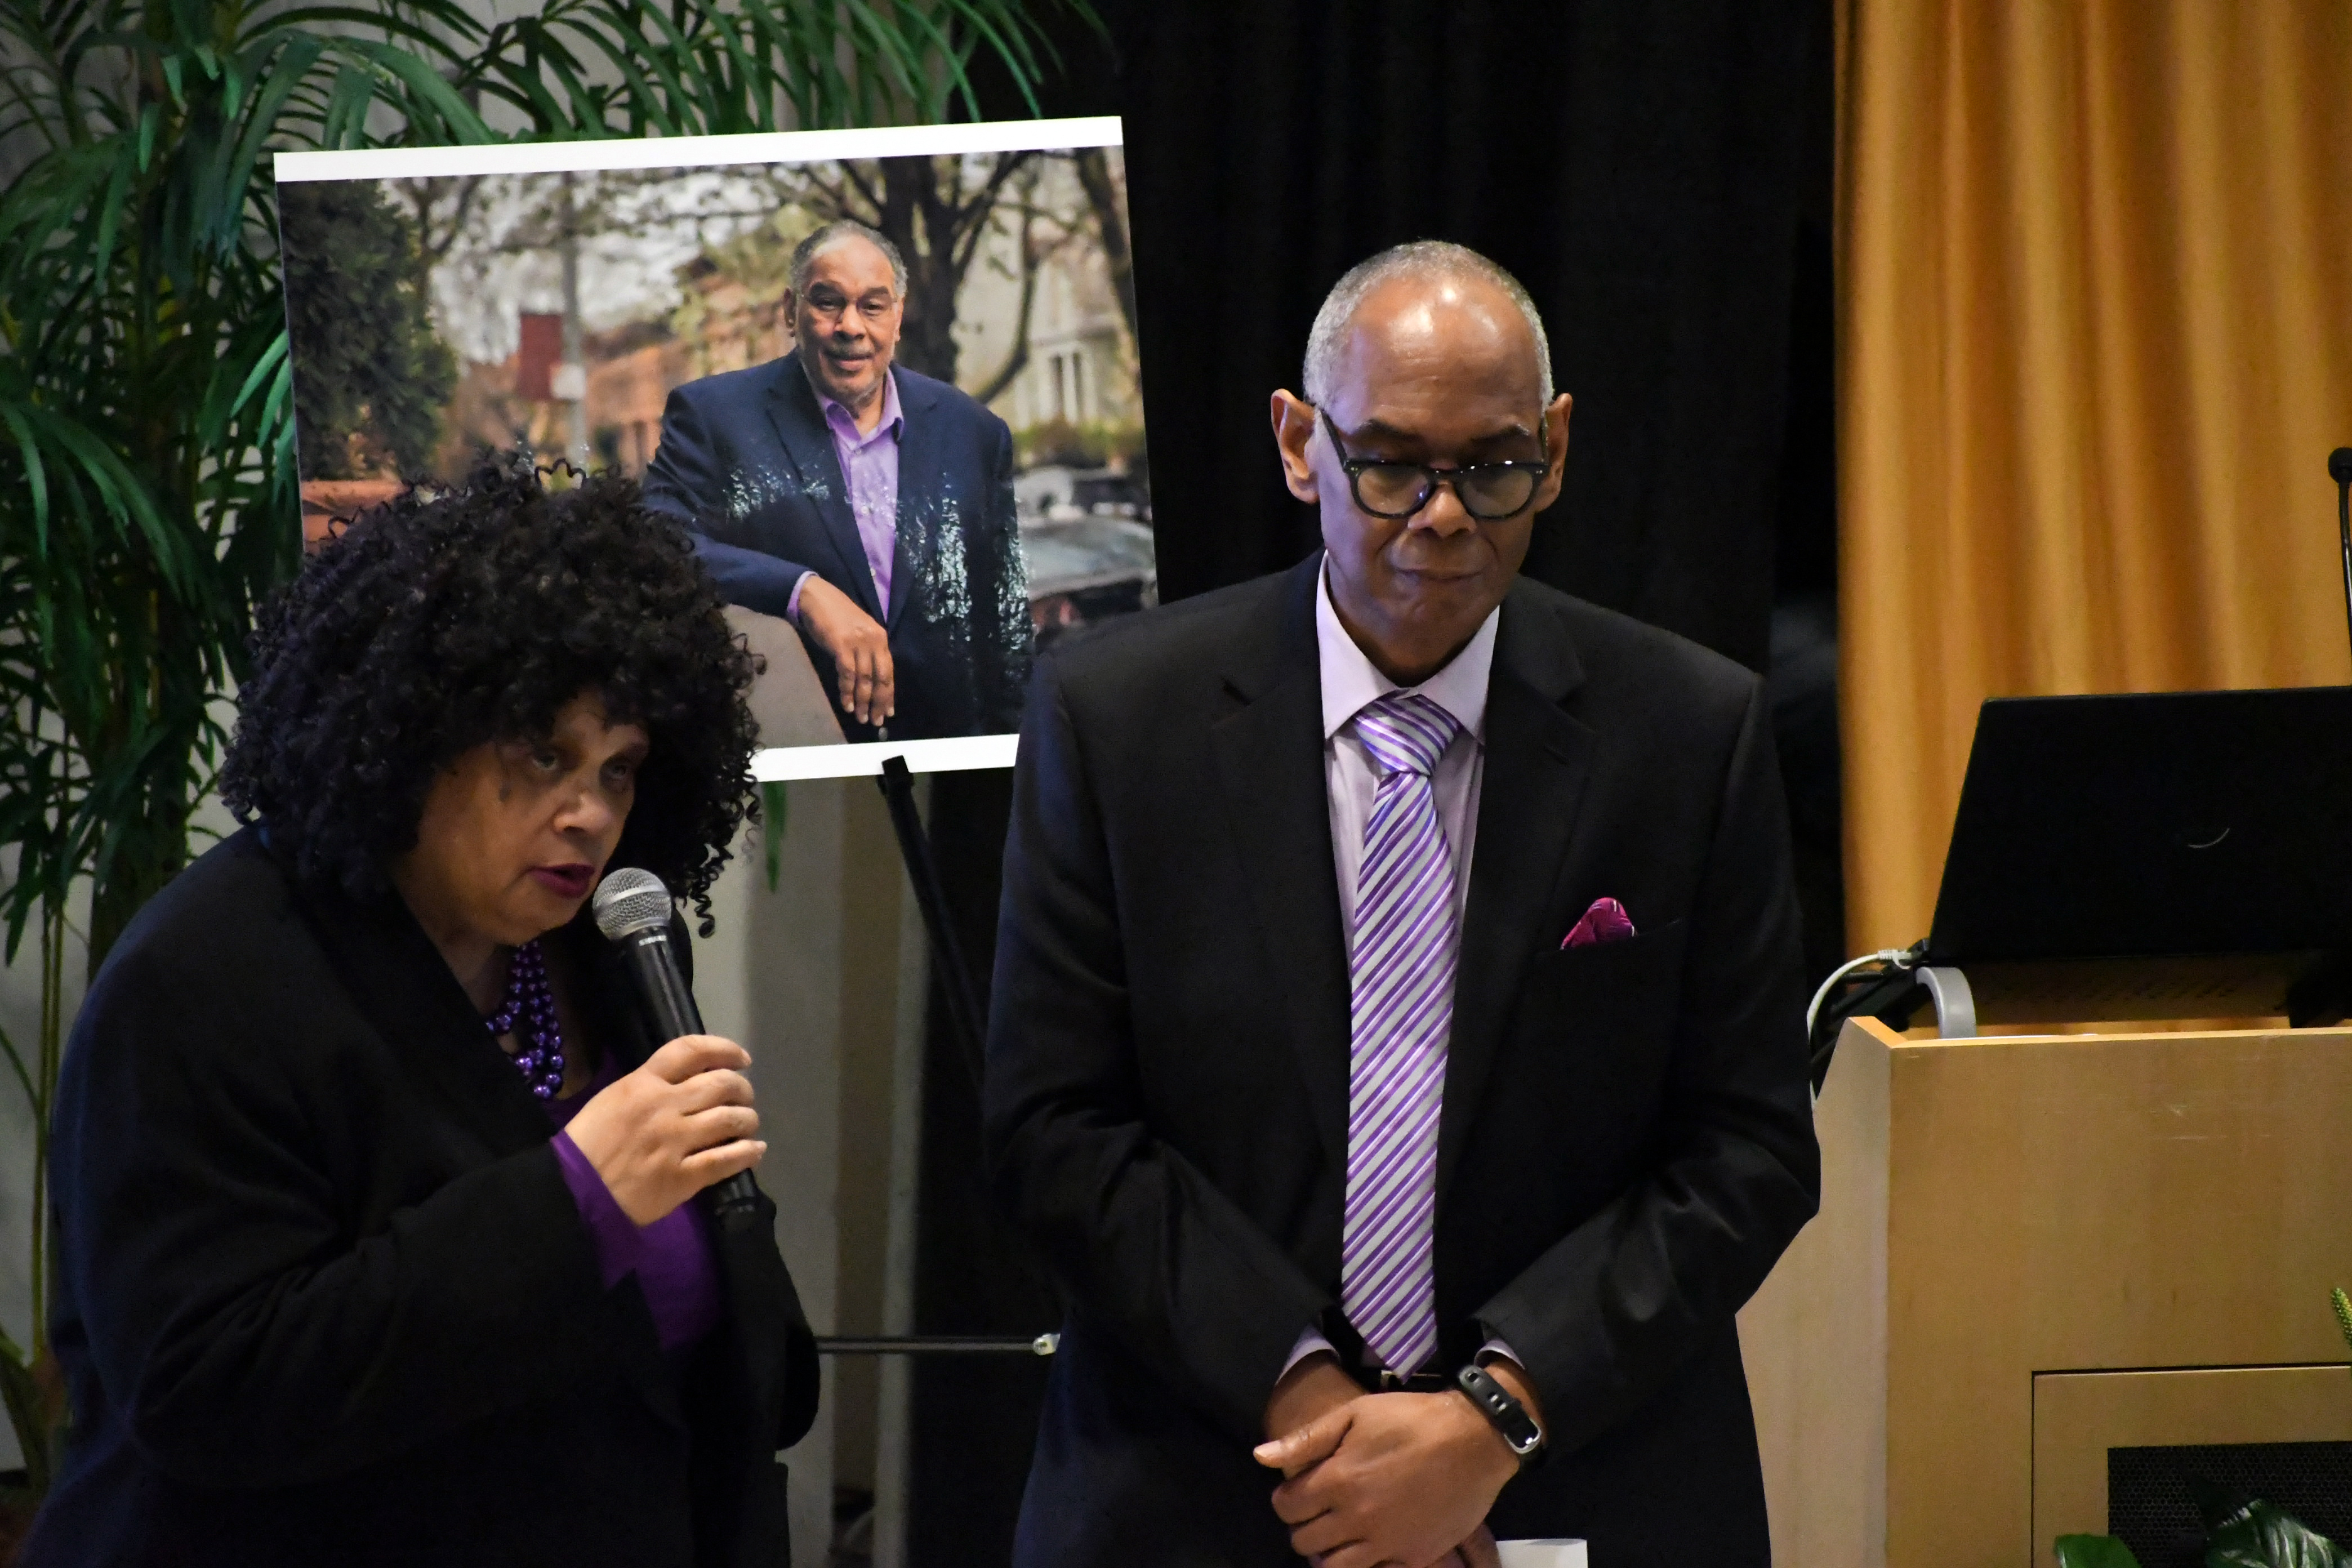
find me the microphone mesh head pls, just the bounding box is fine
[592,867,675,941]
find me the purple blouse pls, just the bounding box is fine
[547,1056,723,1353]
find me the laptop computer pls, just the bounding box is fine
[1921,687,2352,1023]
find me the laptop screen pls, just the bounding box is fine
[1926,688,2352,965]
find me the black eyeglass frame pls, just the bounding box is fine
[1316,407,1554,522]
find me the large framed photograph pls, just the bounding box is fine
[274,119,1151,781]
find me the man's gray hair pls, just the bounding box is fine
[1302,240,1553,408]
[789,219,908,298]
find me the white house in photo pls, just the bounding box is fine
[950,157,1137,437]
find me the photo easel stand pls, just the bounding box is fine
[875,754,987,1088]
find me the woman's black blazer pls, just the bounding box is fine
[22,826,820,1567]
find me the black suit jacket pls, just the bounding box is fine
[983,558,1820,1566]
[24,827,820,1568]
[642,354,1031,743]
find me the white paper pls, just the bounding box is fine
[1495,1540,1589,1568]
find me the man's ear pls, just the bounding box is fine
[1271,390,1320,504]
[1535,392,1573,509]
[781,289,800,337]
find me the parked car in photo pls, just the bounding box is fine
[1017,465,1156,647]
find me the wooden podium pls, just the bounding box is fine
[1736,1015,2352,1567]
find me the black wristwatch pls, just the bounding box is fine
[1456,1362,1545,1470]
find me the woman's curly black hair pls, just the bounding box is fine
[222,462,760,931]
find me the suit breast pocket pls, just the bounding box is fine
[1534,917,1690,1076]
[1478,919,1696,1190]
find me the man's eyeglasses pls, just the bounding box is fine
[1317,408,1550,522]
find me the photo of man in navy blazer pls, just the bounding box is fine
[643,218,1031,744]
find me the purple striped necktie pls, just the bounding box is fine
[1340,690,1463,1377]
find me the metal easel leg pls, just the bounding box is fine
[874,754,987,1087]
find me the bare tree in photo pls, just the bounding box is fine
[1073,148,1137,349]
[968,159,1091,407]
[385,175,486,301]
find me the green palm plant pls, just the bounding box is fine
[0,0,1086,1524]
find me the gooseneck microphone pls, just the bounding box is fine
[2332,447,2352,672]
[591,867,761,1224]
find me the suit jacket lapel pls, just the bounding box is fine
[1209,558,1352,1173]
[884,374,939,631]
[287,861,552,1158]
[763,355,886,623]
[1438,583,1596,1203]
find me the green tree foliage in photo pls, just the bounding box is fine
[279,180,456,479]
[0,0,1090,1524]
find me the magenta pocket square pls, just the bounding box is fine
[1562,897,1636,948]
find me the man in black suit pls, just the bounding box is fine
[983,242,1819,1566]
[643,219,1030,743]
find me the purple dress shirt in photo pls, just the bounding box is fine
[549,1055,723,1355]
[784,368,905,623]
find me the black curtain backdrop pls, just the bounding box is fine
[1041,0,1825,665]
[897,7,1834,1562]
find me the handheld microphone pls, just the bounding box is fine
[591,867,761,1224]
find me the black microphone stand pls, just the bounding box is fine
[2332,447,2352,671]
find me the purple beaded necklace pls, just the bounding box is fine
[485,939,565,1100]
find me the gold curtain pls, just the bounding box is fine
[1839,1,2352,954]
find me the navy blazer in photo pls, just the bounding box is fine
[642,353,1031,744]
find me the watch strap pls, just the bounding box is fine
[1455,1362,1545,1470]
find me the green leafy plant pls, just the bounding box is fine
[2051,1291,2352,1567]
[0,0,1088,1523]
[2057,1535,2146,1568]
[2059,1498,2352,1568]
[760,779,789,890]
[2204,1493,2352,1568]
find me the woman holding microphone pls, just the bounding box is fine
[24,464,817,1567]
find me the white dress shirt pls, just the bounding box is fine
[1318,560,1497,930]
[1282,558,1513,1383]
